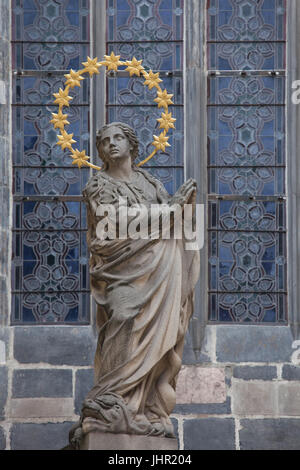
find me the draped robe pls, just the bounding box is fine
[81,167,200,437]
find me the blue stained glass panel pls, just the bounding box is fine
[108,76,183,105]
[208,167,285,196]
[207,0,287,323]
[108,0,183,42]
[106,0,184,199]
[209,200,286,231]
[107,42,183,71]
[16,201,86,230]
[14,168,90,196]
[208,76,285,105]
[209,292,286,323]
[207,0,286,42]
[145,167,183,195]
[12,0,90,41]
[12,0,91,324]
[208,106,286,172]
[12,106,89,167]
[12,43,90,71]
[12,76,89,105]
[208,43,285,71]
[12,293,90,324]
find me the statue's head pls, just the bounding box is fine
[96,122,139,169]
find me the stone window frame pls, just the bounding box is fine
[183,0,300,351]
[1,1,298,347]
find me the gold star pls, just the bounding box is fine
[157,111,176,131]
[154,89,174,109]
[50,110,70,131]
[71,149,90,168]
[152,133,171,152]
[82,56,102,76]
[53,87,73,107]
[64,69,84,88]
[124,57,144,77]
[143,69,162,90]
[99,52,123,71]
[57,130,76,150]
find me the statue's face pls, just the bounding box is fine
[99,126,131,164]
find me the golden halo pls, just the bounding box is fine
[51,53,176,170]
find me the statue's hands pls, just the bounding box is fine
[170,178,197,207]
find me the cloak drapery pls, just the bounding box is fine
[81,168,200,437]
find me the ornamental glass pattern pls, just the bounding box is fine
[207,0,287,323]
[106,0,184,195]
[11,0,90,324]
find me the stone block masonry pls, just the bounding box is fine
[183,418,236,450]
[239,419,300,450]
[1,325,98,449]
[13,327,96,366]
[12,369,73,398]
[0,426,6,450]
[1,323,300,449]
[10,422,77,451]
[171,326,300,450]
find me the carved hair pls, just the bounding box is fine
[96,122,139,169]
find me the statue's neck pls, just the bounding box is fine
[104,157,133,182]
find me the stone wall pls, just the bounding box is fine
[174,325,300,450]
[1,0,300,451]
[1,324,300,449]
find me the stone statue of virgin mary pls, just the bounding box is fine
[69,122,199,448]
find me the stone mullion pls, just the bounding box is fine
[287,0,300,341]
[184,0,208,358]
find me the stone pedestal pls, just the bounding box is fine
[80,418,178,450]
[80,432,178,450]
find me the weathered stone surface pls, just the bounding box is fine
[233,366,277,381]
[278,382,300,415]
[182,325,212,364]
[75,368,94,415]
[216,326,293,363]
[0,366,7,420]
[232,381,277,416]
[0,341,5,364]
[240,419,300,450]
[0,426,5,450]
[0,137,9,186]
[11,422,76,450]
[12,369,73,398]
[170,417,178,443]
[0,187,9,221]
[9,397,74,419]
[282,364,300,380]
[0,277,8,326]
[0,2,9,43]
[0,327,9,354]
[14,326,96,365]
[183,418,235,450]
[173,397,231,415]
[176,366,226,404]
[80,430,178,450]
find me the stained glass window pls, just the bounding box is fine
[11,0,91,323]
[106,0,184,195]
[207,0,287,323]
